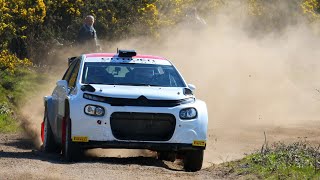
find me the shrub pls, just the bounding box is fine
[0,50,32,73]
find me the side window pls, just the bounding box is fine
[68,60,80,88]
[62,59,78,80]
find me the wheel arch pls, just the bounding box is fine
[194,99,209,139]
[61,98,71,146]
[44,96,55,130]
[64,99,70,118]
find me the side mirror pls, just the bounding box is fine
[56,80,68,90]
[68,57,77,66]
[188,84,196,91]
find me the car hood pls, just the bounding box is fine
[88,85,191,100]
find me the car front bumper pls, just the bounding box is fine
[69,95,208,147]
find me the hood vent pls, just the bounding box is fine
[81,85,96,92]
[83,93,194,107]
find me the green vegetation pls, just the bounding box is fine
[0,68,48,133]
[0,108,17,133]
[220,141,320,179]
[0,0,320,64]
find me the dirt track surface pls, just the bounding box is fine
[0,134,223,180]
[205,121,320,164]
[1,121,320,180]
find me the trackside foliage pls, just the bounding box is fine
[0,0,320,71]
[0,50,32,73]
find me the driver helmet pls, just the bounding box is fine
[133,68,155,81]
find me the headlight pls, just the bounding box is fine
[83,93,106,102]
[179,108,197,119]
[84,105,105,116]
[95,107,104,116]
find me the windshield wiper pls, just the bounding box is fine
[120,62,136,64]
[115,83,161,86]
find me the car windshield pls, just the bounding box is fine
[81,62,186,87]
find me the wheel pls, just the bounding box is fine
[157,151,176,162]
[183,150,204,172]
[62,117,82,162]
[42,109,60,153]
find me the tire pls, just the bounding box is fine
[157,151,176,162]
[183,150,204,172]
[63,117,82,162]
[42,109,60,153]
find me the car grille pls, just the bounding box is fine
[110,112,176,141]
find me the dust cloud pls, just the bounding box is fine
[19,77,58,149]
[20,1,320,163]
[19,49,76,149]
[109,1,320,162]
[111,19,320,127]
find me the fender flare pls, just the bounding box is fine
[194,99,209,139]
[62,99,71,145]
[44,96,55,130]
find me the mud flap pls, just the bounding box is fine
[41,121,44,143]
[62,117,66,146]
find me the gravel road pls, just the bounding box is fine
[0,121,319,180]
[0,133,223,180]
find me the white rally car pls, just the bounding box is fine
[41,50,208,171]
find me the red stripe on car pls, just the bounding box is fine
[85,53,166,60]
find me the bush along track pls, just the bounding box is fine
[214,140,320,179]
[0,51,48,133]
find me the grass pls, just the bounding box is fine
[0,68,49,133]
[0,113,21,133]
[221,141,320,179]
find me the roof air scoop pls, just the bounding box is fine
[118,50,137,57]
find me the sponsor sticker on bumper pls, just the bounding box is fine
[72,136,89,142]
[192,140,206,147]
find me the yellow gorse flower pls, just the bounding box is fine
[0,50,32,73]
[301,0,320,20]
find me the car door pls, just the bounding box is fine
[51,59,78,140]
[56,59,81,141]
